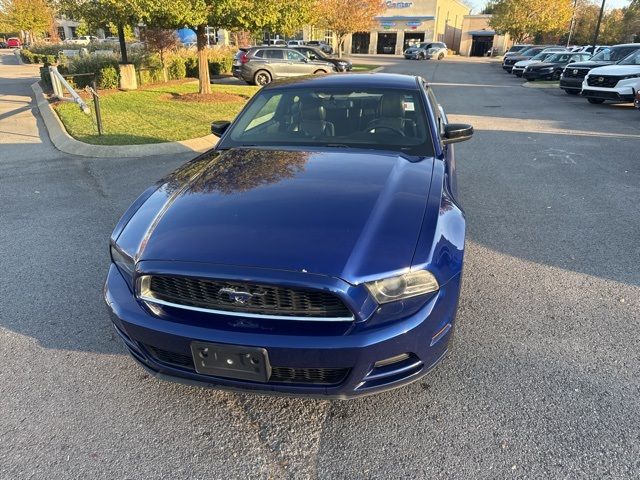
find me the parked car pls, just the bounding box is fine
[576,45,610,55]
[233,47,336,85]
[292,46,352,71]
[104,73,473,398]
[522,52,592,81]
[503,44,532,59]
[262,39,286,46]
[101,36,120,45]
[582,49,640,104]
[560,43,640,95]
[635,87,640,110]
[287,40,305,46]
[404,42,447,60]
[502,46,562,72]
[0,41,7,49]
[7,37,21,48]
[511,50,566,77]
[64,35,97,45]
[305,40,333,54]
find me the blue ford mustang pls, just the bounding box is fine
[104,73,473,398]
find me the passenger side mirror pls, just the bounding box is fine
[442,124,474,145]
[211,120,231,136]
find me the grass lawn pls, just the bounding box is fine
[53,81,260,145]
[351,64,382,71]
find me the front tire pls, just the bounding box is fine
[587,98,605,104]
[438,53,445,60]
[253,70,272,86]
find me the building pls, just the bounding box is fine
[55,17,80,41]
[306,0,471,55]
[459,14,512,56]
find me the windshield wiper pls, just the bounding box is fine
[326,143,351,148]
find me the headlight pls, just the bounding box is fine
[110,244,135,281]
[365,270,439,304]
[541,67,554,72]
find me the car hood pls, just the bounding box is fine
[567,61,613,69]
[587,64,640,75]
[515,59,540,67]
[528,62,559,69]
[130,148,435,283]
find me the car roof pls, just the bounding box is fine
[263,73,420,90]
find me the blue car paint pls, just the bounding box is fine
[104,73,467,398]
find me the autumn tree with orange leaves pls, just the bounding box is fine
[315,0,386,57]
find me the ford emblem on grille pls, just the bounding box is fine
[573,69,578,75]
[219,288,262,304]
[598,77,604,82]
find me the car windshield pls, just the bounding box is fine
[220,87,434,156]
[545,53,571,63]
[591,46,639,62]
[618,49,640,65]
[531,52,550,60]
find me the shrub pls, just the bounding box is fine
[40,66,52,90]
[29,44,69,56]
[208,56,233,76]
[98,65,119,89]
[168,56,186,80]
[184,56,198,78]
[20,49,34,63]
[138,67,164,85]
[67,55,120,89]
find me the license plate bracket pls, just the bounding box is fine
[190,341,271,382]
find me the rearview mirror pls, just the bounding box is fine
[211,120,231,137]
[442,124,474,145]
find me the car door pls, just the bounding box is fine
[285,49,316,76]
[263,49,287,78]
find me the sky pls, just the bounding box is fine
[467,0,631,13]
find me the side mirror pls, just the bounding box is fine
[211,120,231,136]
[442,123,474,145]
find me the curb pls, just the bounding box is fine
[14,49,25,65]
[370,66,385,73]
[522,81,560,89]
[31,82,217,158]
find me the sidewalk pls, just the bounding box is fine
[0,50,55,161]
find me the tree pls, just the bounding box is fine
[489,0,573,43]
[0,0,54,44]
[140,28,180,81]
[316,0,386,57]
[58,0,144,63]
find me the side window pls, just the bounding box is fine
[287,50,306,61]
[265,49,284,60]
[424,82,444,136]
[253,50,264,58]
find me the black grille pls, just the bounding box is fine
[587,75,622,88]
[563,68,588,79]
[270,367,349,384]
[143,344,349,385]
[148,275,352,319]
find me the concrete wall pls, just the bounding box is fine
[459,15,512,56]
[434,0,471,51]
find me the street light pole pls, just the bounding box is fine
[591,0,606,53]
[567,0,579,47]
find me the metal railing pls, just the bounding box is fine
[48,66,103,136]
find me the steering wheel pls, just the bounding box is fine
[368,125,406,137]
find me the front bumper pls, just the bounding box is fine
[523,70,554,81]
[560,76,583,92]
[512,66,525,76]
[104,264,460,399]
[582,87,635,103]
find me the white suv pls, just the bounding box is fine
[582,49,640,104]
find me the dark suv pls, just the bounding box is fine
[292,46,352,71]
[560,43,640,95]
[233,47,336,85]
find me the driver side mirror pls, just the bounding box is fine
[211,120,231,136]
[442,124,474,145]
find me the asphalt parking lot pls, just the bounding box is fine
[1,51,639,479]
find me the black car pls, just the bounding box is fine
[305,40,333,54]
[0,41,7,48]
[292,46,352,72]
[560,43,640,95]
[523,52,592,81]
[502,46,549,72]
